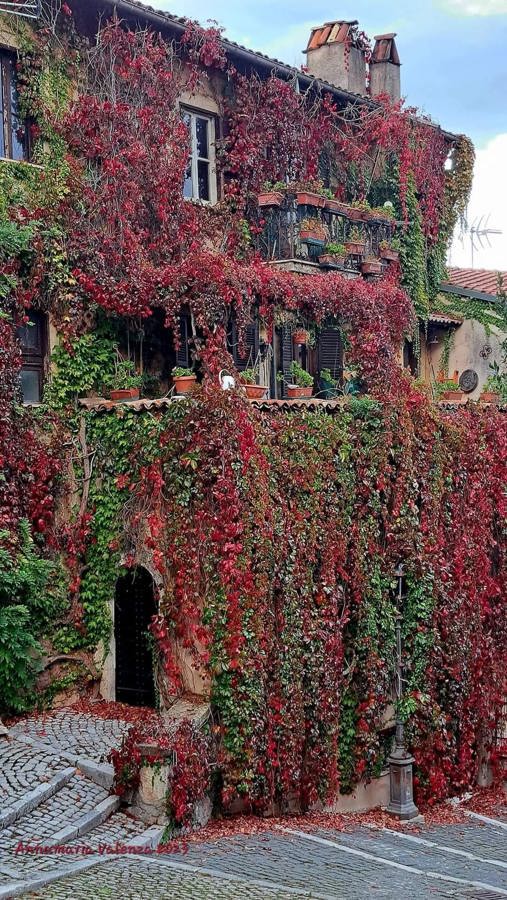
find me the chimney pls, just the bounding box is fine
[369,34,401,103]
[305,21,367,95]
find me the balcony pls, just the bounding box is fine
[253,191,399,276]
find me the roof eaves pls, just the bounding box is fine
[99,0,460,140]
[439,283,499,304]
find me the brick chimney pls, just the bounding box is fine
[369,34,401,102]
[305,21,367,95]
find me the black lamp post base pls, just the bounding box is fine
[386,751,420,820]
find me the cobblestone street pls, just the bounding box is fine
[1,710,506,899]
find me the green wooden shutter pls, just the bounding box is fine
[318,326,343,381]
[278,324,294,398]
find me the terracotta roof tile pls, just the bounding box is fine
[428,312,463,326]
[444,268,507,298]
[78,396,346,414]
[371,34,400,65]
[305,20,358,52]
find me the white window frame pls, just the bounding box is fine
[181,107,217,205]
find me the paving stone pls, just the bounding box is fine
[0,740,68,811]
[10,711,129,765]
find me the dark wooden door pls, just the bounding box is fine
[115,568,156,707]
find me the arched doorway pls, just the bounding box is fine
[114,567,157,707]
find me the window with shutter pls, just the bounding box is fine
[278,324,294,398]
[227,317,259,371]
[17,310,47,403]
[175,314,192,368]
[318,326,343,382]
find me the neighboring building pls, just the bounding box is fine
[419,268,507,399]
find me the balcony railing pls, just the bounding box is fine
[253,193,398,274]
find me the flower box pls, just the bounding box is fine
[380,248,399,262]
[361,259,383,276]
[319,253,346,267]
[257,191,283,207]
[287,385,313,399]
[345,241,366,256]
[479,391,500,404]
[296,191,326,208]
[173,374,197,394]
[300,229,326,243]
[243,383,268,399]
[441,390,464,402]
[110,388,140,401]
[324,198,346,213]
[292,329,310,345]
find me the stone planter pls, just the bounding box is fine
[441,390,464,402]
[296,191,325,208]
[242,382,268,399]
[319,253,346,267]
[173,375,197,395]
[300,229,326,243]
[361,259,383,275]
[345,241,366,255]
[287,385,313,399]
[380,248,399,262]
[257,191,283,207]
[110,388,140,401]
[480,391,500,403]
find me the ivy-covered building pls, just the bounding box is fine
[0,0,505,820]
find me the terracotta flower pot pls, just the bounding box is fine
[324,198,343,213]
[292,329,310,345]
[380,248,399,262]
[345,241,366,255]
[300,229,326,243]
[110,388,140,401]
[361,260,383,276]
[243,382,268,399]
[257,191,283,207]
[480,391,500,403]
[287,385,313,398]
[441,390,464,402]
[319,254,346,267]
[173,375,197,394]
[296,191,325,208]
[347,207,363,222]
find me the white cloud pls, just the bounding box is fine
[437,0,507,14]
[449,133,507,270]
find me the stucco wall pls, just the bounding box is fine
[422,321,506,399]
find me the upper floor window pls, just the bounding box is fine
[182,108,217,204]
[0,49,28,162]
[17,311,47,404]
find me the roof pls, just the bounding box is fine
[102,0,457,139]
[78,396,346,414]
[306,21,358,53]
[428,312,463,326]
[442,267,507,301]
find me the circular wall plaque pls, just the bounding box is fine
[459,369,478,393]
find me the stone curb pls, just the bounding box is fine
[50,795,120,843]
[0,768,75,830]
[12,734,114,790]
[0,824,165,898]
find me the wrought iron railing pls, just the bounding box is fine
[253,194,397,271]
[0,0,40,18]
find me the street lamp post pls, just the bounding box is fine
[386,563,420,820]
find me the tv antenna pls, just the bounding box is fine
[0,1,41,18]
[470,214,503,268]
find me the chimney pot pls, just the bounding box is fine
[304,20,367,95]
[369,33,401,102]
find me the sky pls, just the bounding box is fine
[154,0,507,269]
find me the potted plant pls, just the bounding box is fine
[480,371,503,404]
[257,181,285,207]
[295,182,326,208]
[240,368,269,399]
[292,328,310,345]
[436,379,464,403]
[319,368,339,399]
[299,217,327,243]
[108,359,143,402]
[345,226,366,256]
[172,366,197,394]
[280,361,314,398]
[319,242,347,267]
[371,202,396,222]
[379,239,400,262]
[361,255,383,276]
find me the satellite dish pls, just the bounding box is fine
[0,1,40,18]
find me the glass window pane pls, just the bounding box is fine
[21,368,41,404]
[0,58,5,158]
[9,56,25,161]
[183,162,193,199]
[195,117,209,159]
[17,314,40,351]
[197,160,210,201]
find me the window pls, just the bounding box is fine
[17,311,47,403]
[0,49,28,161]
[181,108,217,203]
